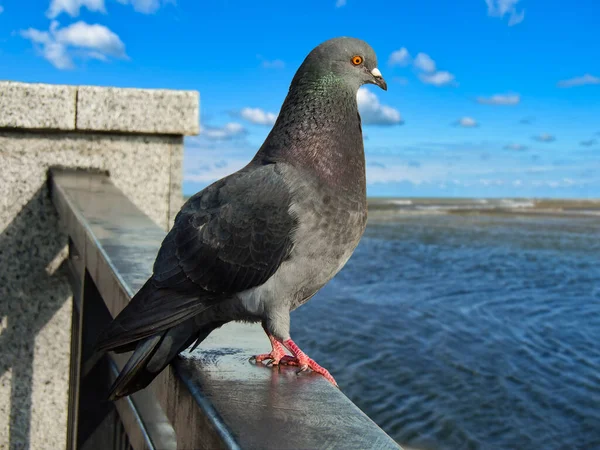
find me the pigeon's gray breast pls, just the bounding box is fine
[237,162,367,315]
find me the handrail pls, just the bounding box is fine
[50,168,401,450]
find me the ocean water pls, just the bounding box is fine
[290,199,600,450]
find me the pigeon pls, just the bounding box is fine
[96,36,388,399]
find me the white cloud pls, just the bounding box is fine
[485,0,525,26]
[476,93,520,105]
[533,133,556,142]
[414,53,436,72]
[557,74,600,88]
[508,10,525,26]
[362,157,512,186]
[388,47,456,87]
[184,138,252,185]
[366,162,447,185]
[47,0,105,18]
[239,107,278,126]
[184,160,247,184]
[47,0,168,17]
[364,156,598,188]
[357,87,403,125]
[335,0,347,7]
[259,57,285,69]
[504,143,528,150]
[388,47,411,66]
[21,20,127,69]
[419,71,456,86]
[116,0,166,14]
[409,52,456,86]
[455,117,478,128]
[199,122,247,141]
[57,21,124,53]
[117,0,160,14]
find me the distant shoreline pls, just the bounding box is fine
[367,197,600,219]
[182,195,600,218]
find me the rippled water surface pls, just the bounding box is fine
[291,212,600,450]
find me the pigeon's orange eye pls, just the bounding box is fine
[351,55,363,66]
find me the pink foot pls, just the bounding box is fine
[283,339,338,387]
[250,335,286,366]
[279,355,301,366]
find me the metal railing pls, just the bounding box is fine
[50,168,400,450]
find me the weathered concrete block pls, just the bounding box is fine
[76,86,200,135]
[0,81,77,130]
[0,80,196,450]
[0,132,183,449]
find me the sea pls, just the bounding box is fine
[290,198,600,450]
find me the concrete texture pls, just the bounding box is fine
[0,81,199,136]
[76,86,200,135]
[0,82,77,130]
[1,133,183,229]
[168,141,185,227]
[0,81,197,450]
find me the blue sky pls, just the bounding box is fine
[1,0,599,198]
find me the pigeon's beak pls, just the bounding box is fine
[370,68,387,91]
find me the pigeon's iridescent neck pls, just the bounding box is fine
[312,72,346,90]
[255,75,366,195]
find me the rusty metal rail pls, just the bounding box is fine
[50,168,400,450]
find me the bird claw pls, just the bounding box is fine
[308,362,338,387]
[250,349,286,366]
[294,361,337,386]
[295,364,309,375]
[279,355,300,366]
[282,339,338,387]
[253,336,338,387]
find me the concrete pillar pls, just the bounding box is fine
[0,81,199,449]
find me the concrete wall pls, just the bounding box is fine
[0,81,199,449]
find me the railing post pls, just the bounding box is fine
[0,81,199,449]
[70,270,120,450]
[66,238,85,450]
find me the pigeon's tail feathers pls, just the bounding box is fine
[95,278,217,354]
[108,319,220,400]
[108,333,165,400]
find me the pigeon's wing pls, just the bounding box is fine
[96,164,296,351]
[154,163,296,293]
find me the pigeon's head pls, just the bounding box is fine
[298,37,387,92]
